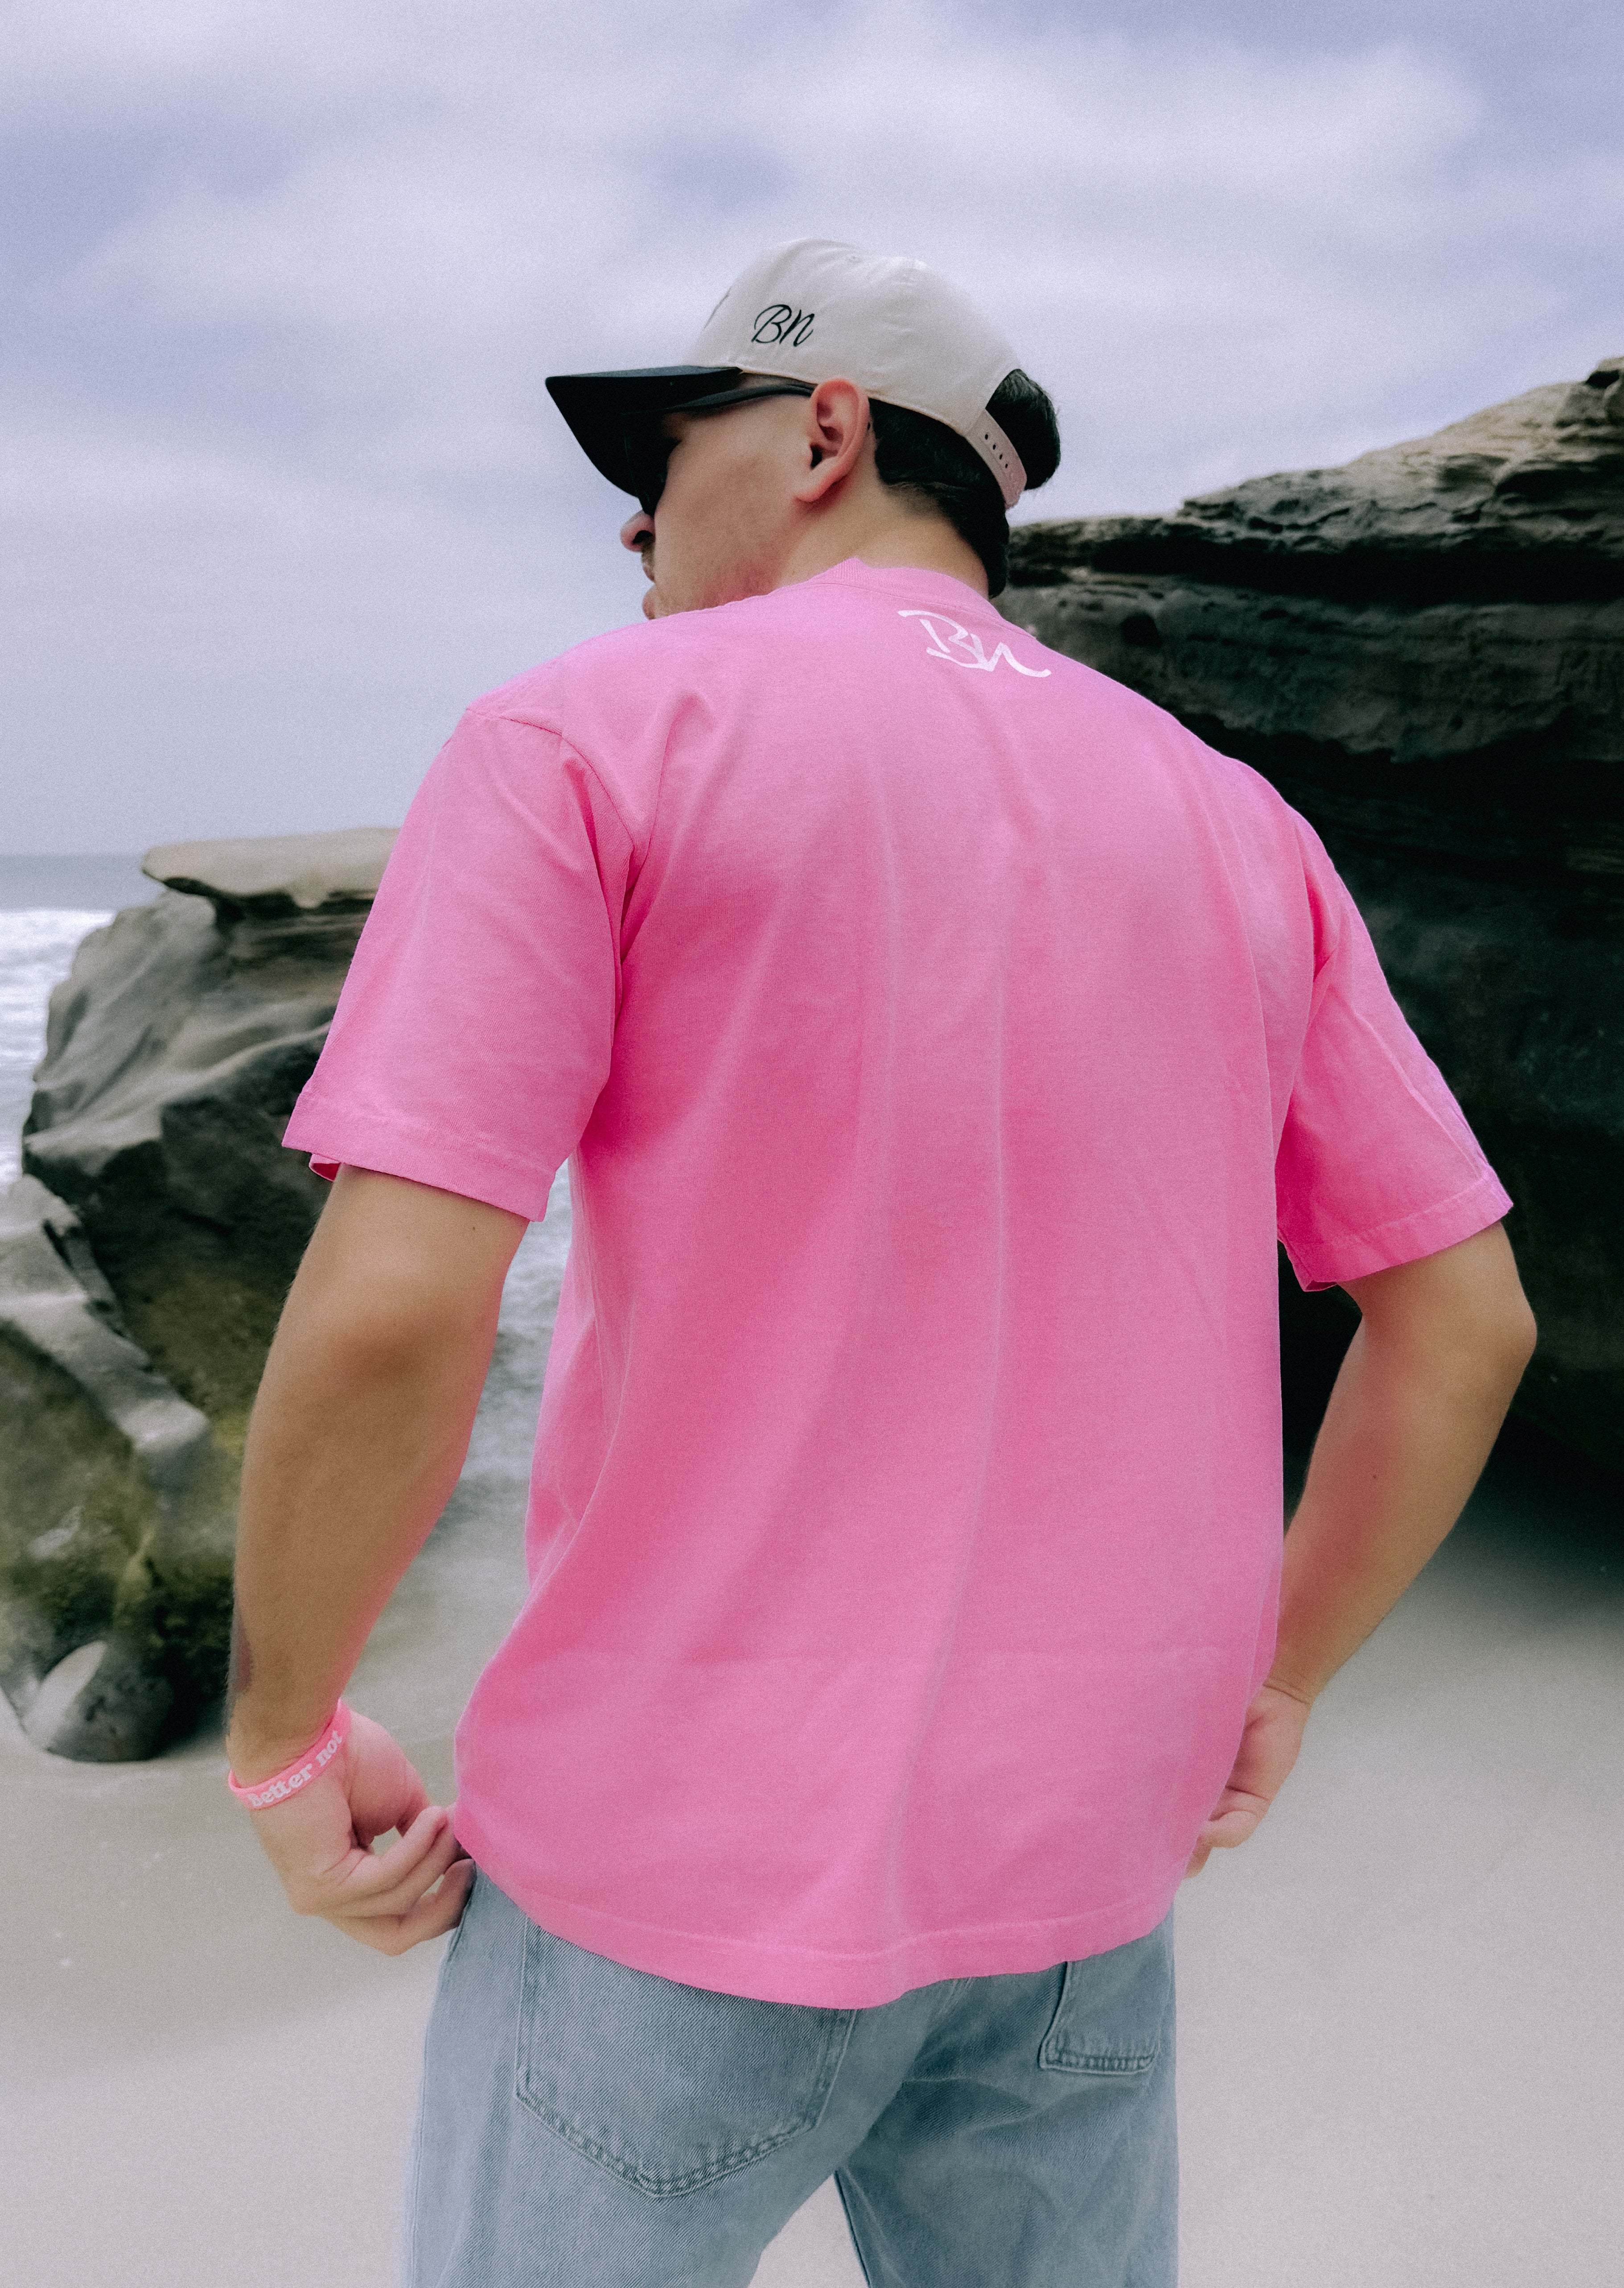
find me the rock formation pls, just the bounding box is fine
[2,829,395,1755]
[23,829,396,1453]
[1003,357,1624,1473]
[0,1176,234,1757]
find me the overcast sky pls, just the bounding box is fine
[5,0,1621,852]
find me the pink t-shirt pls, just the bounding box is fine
[283,559,1512,2007]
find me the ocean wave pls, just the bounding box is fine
[0,909,112,1186]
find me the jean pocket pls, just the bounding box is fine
[514,1924,856,2198]
[1036,1914,1173,2077]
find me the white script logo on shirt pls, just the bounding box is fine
[899,610,1051,677]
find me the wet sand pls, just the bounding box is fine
[4,1264,1619,2285]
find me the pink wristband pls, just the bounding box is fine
[227,1702,352,1809]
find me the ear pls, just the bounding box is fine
[792,378,872,504]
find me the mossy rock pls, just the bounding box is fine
[0,1180,236,1759]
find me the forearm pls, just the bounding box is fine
[226,1170,518,1779]
[226,1315,490,1776]
[1271,1235,1537,1702]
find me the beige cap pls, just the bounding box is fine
[546,237,1029,511]
[689,239,1027,507]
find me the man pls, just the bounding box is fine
[226,240,1535,2287]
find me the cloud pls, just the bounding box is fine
[3,0,1621,846]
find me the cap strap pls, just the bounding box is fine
[965,408,1026,510]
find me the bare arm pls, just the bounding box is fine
[1272,1216,1538,1697]
[1186,1219,1537,1875]
[226,1166,527,1949]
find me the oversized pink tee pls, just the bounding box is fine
[283,560,1512,2007]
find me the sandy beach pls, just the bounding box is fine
[4,1330,1618,2288]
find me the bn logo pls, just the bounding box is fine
[899,610,1051,676]
[751,303,815,347]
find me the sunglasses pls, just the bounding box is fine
[622,380,816,515]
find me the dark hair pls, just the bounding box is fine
[869,369,1060,597]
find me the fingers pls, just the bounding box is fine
[331,1851,476,1957]
[296,1810,473,1952]
[1229,1688,1311,1794]
[1182,1793,1272,1881]
[1182,1819,1253,1880]
[343,1713,435,1845]
[272,1800,459,1918]
[1181,1687,1315,1882]
[352,1767,432,1851]
[306,1804,461,1918]
[1200,1802,1267,1851]
[338,1810,468,1919]
[239,1711,477,1953]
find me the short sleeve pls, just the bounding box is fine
[281,703,636,1220]
[1275,823,1513,1291]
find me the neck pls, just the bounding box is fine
[772,503,990,599]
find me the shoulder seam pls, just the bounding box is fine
[479,706,646,870]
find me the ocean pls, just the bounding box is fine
[0,855,159,1190]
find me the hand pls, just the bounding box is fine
[240,1709,475,1954]
[1183,1680,1313,1879]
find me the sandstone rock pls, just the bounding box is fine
[144,826,400,951]
[7,830,393,1758]
[1005,361,1624,1474]
[0,1175,234,1758]
[23,829,396,1456]
[1011,357,1624,596]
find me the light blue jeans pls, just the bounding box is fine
[404,1869,1177,2287]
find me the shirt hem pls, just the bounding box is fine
[281,1101,556,1223]
[450,1805,1180,2007]
[1283,1168,1513,1294]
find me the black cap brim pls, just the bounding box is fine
[546,366,744,496]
